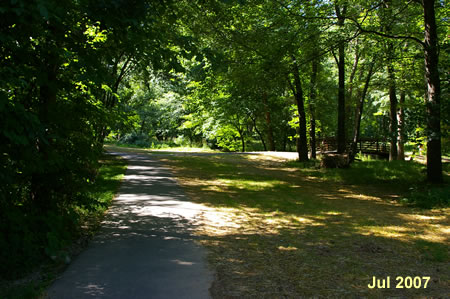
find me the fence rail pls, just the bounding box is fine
[316,138,389,156]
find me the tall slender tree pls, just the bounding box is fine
[335,3,347,153]
[422,0,442,182]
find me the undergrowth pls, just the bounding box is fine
[0,153,126,298]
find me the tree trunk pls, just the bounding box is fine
[240,133,245,152]
[309,111,316,159]
[347,42,360,101]
[337,41,346,153]
[387,47,398,161]
[397,90,406,160]
[347,42,360,143]
[282,130,287,151]
[290,57,309,162]
[335,4,347,154]
[262,93,275,151]
[309,59,318,159]
[97,55,133,144]
[423,0,442,183]
[250,115,267,151]
[350,59,375,162]
[380,0,398,161]
[140,120,146,134]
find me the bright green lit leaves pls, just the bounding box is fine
[84,22,108,48]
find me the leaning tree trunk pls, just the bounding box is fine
[350,59,375,162]
[250,115,267,151]
[423,0,442,183]
[290,57,309,162]
[97,55,133,144]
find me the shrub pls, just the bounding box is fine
[320,154,350,168]
[402,185,450,209]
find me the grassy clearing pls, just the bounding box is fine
[158,153,449,298]
[106,142,218,153]
[285,159,427,184]
[0,153,127,299]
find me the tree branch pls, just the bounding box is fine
[347,17,425,47]
[331,48,339,66]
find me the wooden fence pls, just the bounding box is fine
[317,137,389,156]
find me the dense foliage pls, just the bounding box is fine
[111,0,448,171]
[0,0,188,278]
[0,0,448,279]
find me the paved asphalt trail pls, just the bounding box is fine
[47,152,213,298]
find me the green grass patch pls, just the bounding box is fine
[86,153,127,210]
[415,239,449,262]
[158,153,449,298]
[165,155,323,213]
[285,159,450,209]
[402,185,450,209]
[105,141,217,153]
[286,159,427,185]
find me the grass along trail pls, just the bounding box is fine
[154,151,449,298]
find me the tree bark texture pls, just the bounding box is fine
[422,0,442,182]
[335,4,347,153]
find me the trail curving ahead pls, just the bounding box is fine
[47,151,213,299]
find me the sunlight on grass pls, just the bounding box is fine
[218,178,284,191]
[292,216,316,224]
[285,159,428,185]
[149,147,218,153]
[358,225,413,239]
[106,143,218,153]
[278,246,298,251]
[158,152,450,297]
[322,211,344,216]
